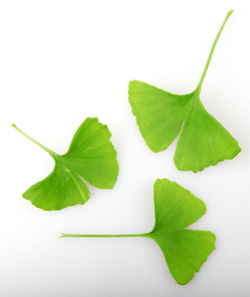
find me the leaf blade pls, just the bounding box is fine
[151,230,215,285]
[23,163,90,211]
[149,179,216,284]
[129,80,189,152]
[153,178,206,232]
[174,97,241,172]
[128,11,241,172]
[15,117,118,210]
[63,117,119,189]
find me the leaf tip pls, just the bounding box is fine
[128,80,139,95]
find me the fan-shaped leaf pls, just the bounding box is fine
[147,179,216,284]
[60,178,215,285]
[129,10,241,172]
[13,117,119,211]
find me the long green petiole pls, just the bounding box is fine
[196,9,234,94]
[58,233,149,238]
[11,123,56,156]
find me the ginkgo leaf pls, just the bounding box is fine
[129,10,241,172]
[148,179,215,285]
[12,117,119,211]
[59,178,215,285]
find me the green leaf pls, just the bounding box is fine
[174,98,240,172]
[129,80,189,153]
[129,10,241,172]
[12,117,119,211]
[59,178,215,285]
[148,179,215,285]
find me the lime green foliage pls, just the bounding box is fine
[129,10,241,172]
[12,118,119,211]
[149,179,215,284]
[59,179,215,285]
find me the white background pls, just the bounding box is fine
[0,0,250,296]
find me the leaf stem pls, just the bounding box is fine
[196,9,234,94]
[58,233,149,238]
[11,123,56,156]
